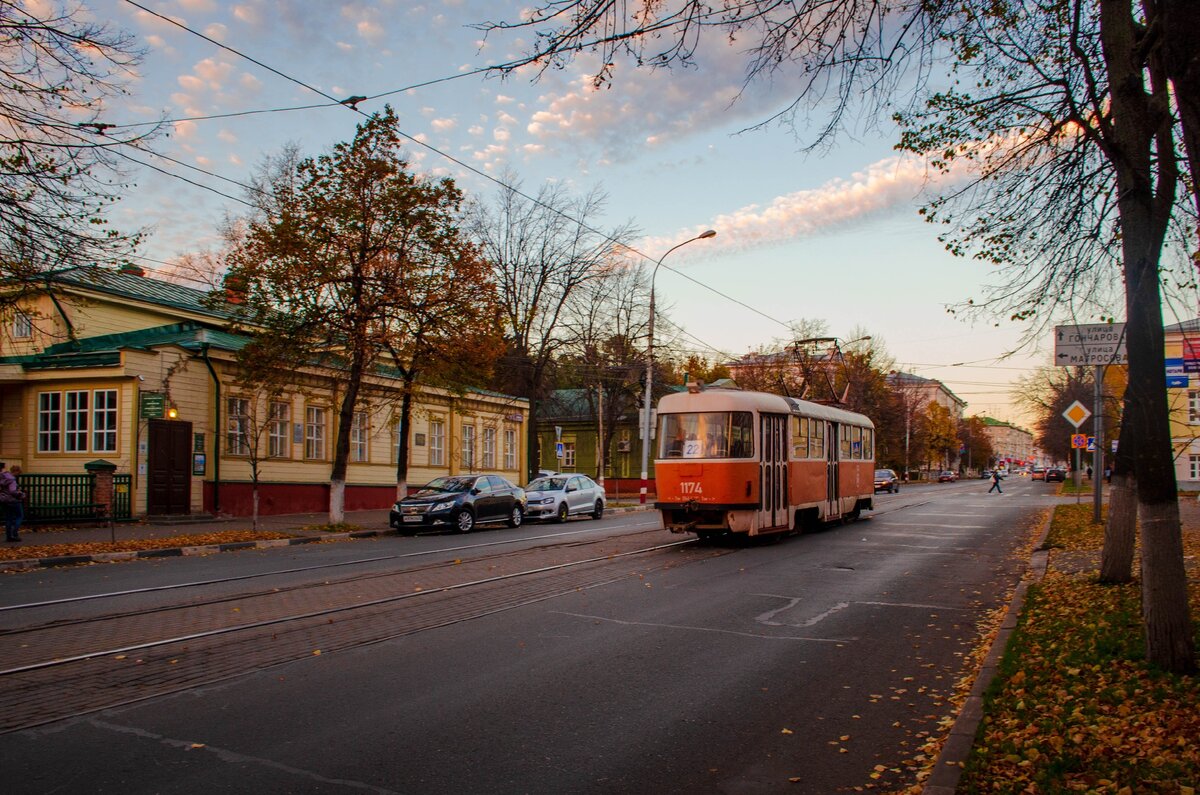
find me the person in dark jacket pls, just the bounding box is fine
[988,469,1003,494]
[0,462,24,542]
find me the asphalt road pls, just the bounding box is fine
[0,478,1060,793]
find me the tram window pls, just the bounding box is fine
[810,419,825,458]
[659,411,751,458]
[840,425,852,458]
[791,415,809,459]
[851,426,863,459]
[862,428,874,459]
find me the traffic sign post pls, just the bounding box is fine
[1054,323,1127,366]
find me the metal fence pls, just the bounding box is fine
[18,473,134,524]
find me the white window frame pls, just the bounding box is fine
[482,426,496,469]
[563,441,576,469]
[37,392,62,452]
[227,397,251,456]
[13,311,32,339]
[392,416,403,465]
[268,400,290,458]
[1190,391,1200,424]
[65,390,90,452]
[504,428,516,470]
[305,406,327,460]
[1190,455,1200,481]
[429,419,445,466]
[92,389,118,453]
[351,410,369,462]
[462,425,476,471]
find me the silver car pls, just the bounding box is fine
[524,474,606,522]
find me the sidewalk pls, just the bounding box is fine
[0,504,650,571]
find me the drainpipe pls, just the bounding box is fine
[199,344,221,514]
[44,282,77,343]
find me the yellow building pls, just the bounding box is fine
[0,266,528,518]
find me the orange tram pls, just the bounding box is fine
[653,383,876,539]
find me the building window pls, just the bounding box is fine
[1191,455,1200,480]
[12,311,32,339]
[504,428,516,470]
[392,416,403,465]
[562,441,576,469]
[37,392,62,452]
[462,425,476,470]
[93,389,118,452]
[268,401,290,458]
[227,397,250,455]
[305,406,327,460]
[1190,391,1200,424]
[65,390,89,452]
[351,410,368,462]
[429,419,445,466]
[482,426,496,469]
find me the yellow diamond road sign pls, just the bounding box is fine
[1062,400,1091,428]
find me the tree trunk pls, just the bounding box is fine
[1101,0,1195,673]
[395,380,415,500]
[1100,398,1136,583]
[330,358,365,525]
[252,486,260,532]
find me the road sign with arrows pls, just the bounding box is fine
[1054,323,1128,366]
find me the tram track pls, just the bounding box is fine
[0,529,722,733]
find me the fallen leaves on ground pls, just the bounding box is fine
[957,503,1200,793]
[0,530,297,562]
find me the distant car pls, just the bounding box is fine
[390,474,526,534]
[937,471,959,482]
[1031,468,1046,481]
[1045,468,1066,482]
[524,473,606,522]
[980,470,993,479]
[873,468,900,493]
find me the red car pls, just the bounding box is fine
[937,471,958,482]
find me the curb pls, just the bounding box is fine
[0,505,651,572]
[923,511,1054,793]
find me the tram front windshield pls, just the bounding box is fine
[658,411,754,459]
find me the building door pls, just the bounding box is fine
[148,419,192,515]
[826,422,840,519]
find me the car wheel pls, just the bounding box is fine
[891,485,898,493]
[592,500,604,520]
[506,505,523,528]
[454,509,475,534]
[556,502,569,523]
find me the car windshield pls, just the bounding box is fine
[418,476,476,493]
[527,477,567,492]
[875,470,892,478]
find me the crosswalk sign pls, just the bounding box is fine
[1086,437,1096,452]
[1071,433,1087,449]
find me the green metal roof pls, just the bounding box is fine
[44,266,235,320]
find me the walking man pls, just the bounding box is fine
[988,469,1003,494]
[0,462,24,541]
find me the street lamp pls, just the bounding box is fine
[640,229,716,504]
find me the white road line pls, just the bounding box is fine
[551,611,850,643]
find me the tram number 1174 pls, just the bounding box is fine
[679,481,703,495]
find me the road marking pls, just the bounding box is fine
[879,522,987,529]
[551,611,849,643]
[753,595,965,627]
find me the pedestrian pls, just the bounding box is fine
[0,462,25,542]
[988,469,1003,494]
[1105,467,1112,483]
[1086,466,1093,480]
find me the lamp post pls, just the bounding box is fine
[640,229,716,504]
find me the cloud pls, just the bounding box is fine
[232,5,261,25]
[177,0,217,11]
[430,118,457,132]
[203,23,227,41]
[639,155,959,259]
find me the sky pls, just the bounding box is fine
[46,0,1168,427]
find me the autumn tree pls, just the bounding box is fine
[468,175,635,480]
[224,107,495,522]
[1,1,157,306]
[1014,367,1097,465]
[478,0,1197,673]
[958,415,995,475]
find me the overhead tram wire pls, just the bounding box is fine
[118,0,798,338]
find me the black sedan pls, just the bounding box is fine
[1045,468,1066,482]
[391,474,526,534]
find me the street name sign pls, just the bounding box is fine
[1054,323,1128,366]
[1062,400,1092,428]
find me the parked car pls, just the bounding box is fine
[873,468,900,493]
[524,473,606,522]
[937,470,959,482]
[390,474,526,534]
[980,470,993,479]
[1045,468,1066,482]
[1031,467,1046,481]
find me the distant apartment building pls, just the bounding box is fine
[1165,318,1200,489]
[981,417,1035,468]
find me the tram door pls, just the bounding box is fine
[758,413,789,530]
[825,422,840,519]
